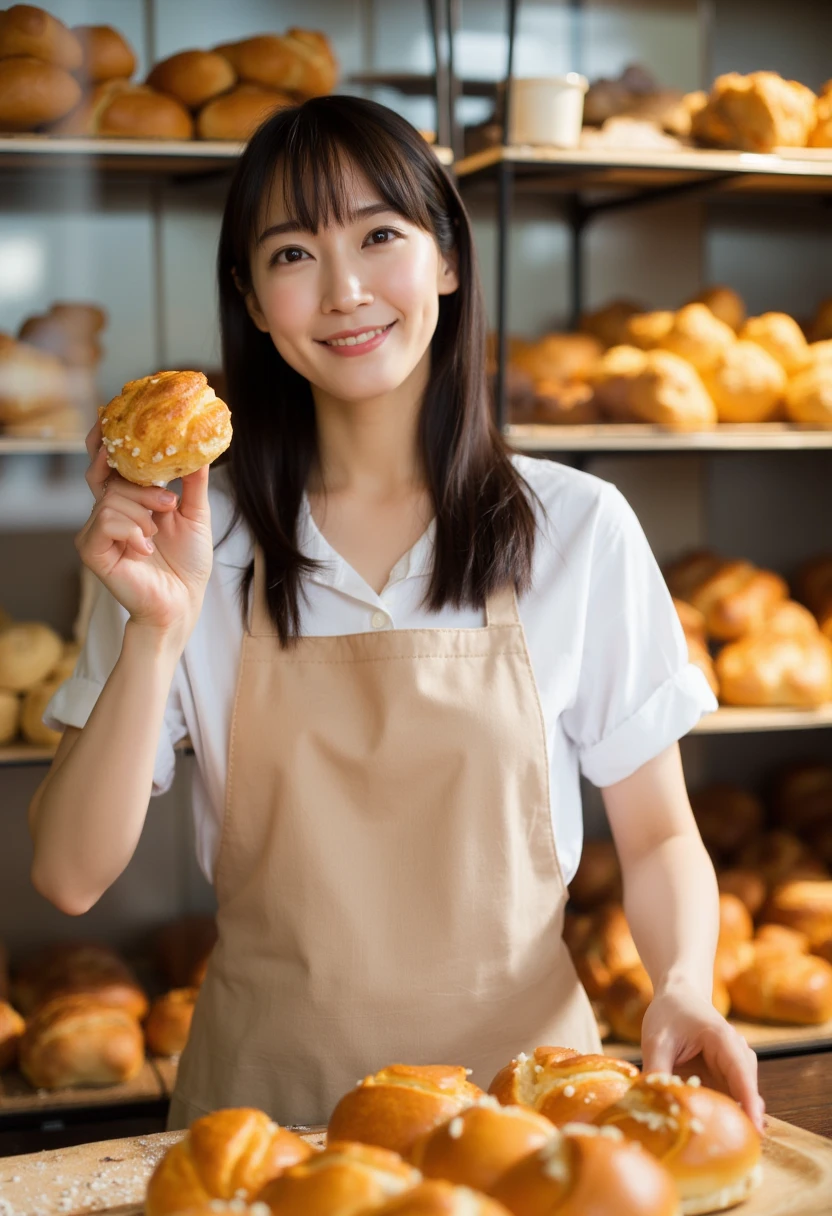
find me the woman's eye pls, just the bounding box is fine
[366,227,400,246]
[271,247,309,266]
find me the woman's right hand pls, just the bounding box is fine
[75,420,214,646]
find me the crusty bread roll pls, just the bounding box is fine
[0,689,20,746]
[715,629,832,707]
[568,840,621,910]
[0,334,70,421]
[0,622,62,693]
[99,370,232,486]
[512,333,603,385]
[784,362,832,427]
[718,892,754,947]
[147,49,236,111]
[579,300,643,349]
[328,1065,484,1157]
[0,1000,26,1071]
[21,678,63,747]
[256,1142,420,1216]
[569,904,640,1000]
[0,5,82,69]
[740,313,810,376]
[592,346,717,430]
[728,948,832,1024]
[717,869,767,919]
[52,80,194,139]
[692,71,817,152]
[411,1098,554,1194]
[690,784,763,861]
[73,25,136,83]
[215,29,337,97]
[596,1074,762,1215]
[623,310,674,350]
[488,1047,639,1125]
[490,1123,679,1216]
[589,345,647,421]
[19,994,145,1089]
[688,286,746,333]
[155,914,218,988]
[370,1181,510,1216]
[529,379,599,426]
[143,987,198,1057]
[665,552,788,642]
[0,55,82,129]
[657,303,736,375]
[762,879,832,949]
[197,83,294,141]
[12,941,148,1019]
[145,1107,314,1216]
[703,340,786,423]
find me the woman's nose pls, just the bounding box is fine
[320,258,373,314]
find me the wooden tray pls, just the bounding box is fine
[604,1017,832,1063]
[0,1118,827,1216]
[0,1061,166,1114]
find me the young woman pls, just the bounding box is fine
[29,96,763,1133]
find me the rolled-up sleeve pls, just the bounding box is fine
[561,484,717,787]
[43,580,187,797]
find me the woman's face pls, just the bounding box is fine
[245,163,459,405]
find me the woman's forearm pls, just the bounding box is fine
[29,622,184,915]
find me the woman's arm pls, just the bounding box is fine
[601,742,765,1131]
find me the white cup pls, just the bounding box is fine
[508,74,589,148]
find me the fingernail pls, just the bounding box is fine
[159,491,177,505]
[145,539,154,553]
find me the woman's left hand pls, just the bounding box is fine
[641,979,766,1134]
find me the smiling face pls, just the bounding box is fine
[243,159,459,408]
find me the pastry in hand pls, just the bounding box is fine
[99,370,232,486]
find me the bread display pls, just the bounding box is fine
[715,629,832,707]
[18,994,145,1089]
[143,987,198,1057]
[73,24,136,83]
[99,369,232,486]
[596,1074,762,1214]
[692,71,817,152]
[702,340,786,423]
[214,29,338,98]
[0,5,82,69]
[147,50,237,111]
[53,80,195,139]
[0,55,82,129]
[12,941,149,1019]
[0,999,26,1071]
[728,948,832,1024]
[371,1181,510,1216]
[591,347,717,430]
[328,1065,484,1157]
[196,83,294,141]
[740,313,810,376]
[255,1142,420,1216]
[411,1098,554,1193]
[784,361,832,426]
[0,622,62,692]
[487,1047,639,1125]
[145,1107,314,1216]
[0,334,71,422]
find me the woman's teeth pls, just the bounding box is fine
[324,325,390,347]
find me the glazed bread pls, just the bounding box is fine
[11,941,148,1019]
[73,24,136,82]
[567,840,621,910]
[0,335,70,421]
[411,1097,554,1193]
[145,1108,314,1216]
[596,1074,762,1214]
[569,904,640,999]
[143,987,198,1057]
[702,340,786,423]
[688,286,746,333]
[19,995,145,1089]
[740,313,810,376]
[657,304,736,375]
[215,28,337,97]
[155,915,218,988]
[0,55,82,129]
[0,5,82,69]
[692,71,817,152]
[52,80,194,139]
[488,1047,639,1125]
[690,784,764,861]
[370,1180,511,1216]
[256,1141,420,1215]
[328,1065,484,1157]
[196,84,295,141]
[99,370,232,486]
[762,879,832,948]
[715,629,832,707]
[147,49,237,110]
[728,948,832,1024]
[490,1123,680,1216]
[0,1000,26,1071]
[784,362,832,426]
[0,622,62,692]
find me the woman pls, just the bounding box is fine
[29,96,763,1132]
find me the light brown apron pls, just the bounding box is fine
[168,546,599,1129]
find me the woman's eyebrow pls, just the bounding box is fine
[256,202,398,246]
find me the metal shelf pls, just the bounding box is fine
[507,423,832,453]
[348,70,497,98]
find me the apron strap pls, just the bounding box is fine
[485,582,520,628]
[249,546,277,637]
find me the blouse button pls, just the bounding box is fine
[371,611,388,630]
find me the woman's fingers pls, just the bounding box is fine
[77,512,154,560]
[85,440,111,500]
[85,418,102,461]
[702,1025,764,1132]
[641,1027,677,1077]
[178,464,210,522]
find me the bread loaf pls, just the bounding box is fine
[688,286,746,333]
[370,1181,510,1216]
[0,1000,25,1071]
[197,84,294,141]
[488,1047,639,1125]
[784,362,832,427]
[0,335,71,421]
[144,987,198,1057]
[692,71,817,152]
[728,948,832,1024]
[19,995,145,1089]
[657,303,736,375]
[73,25,136,82]
[12,941,148,1018]
[0,56,81,130]
[740,313,810,376]
[0,5,82,69]
[703,340,786,423]
[256,1142,420,1216]
[147,49,236,110]
[216,29,337,97]
[715,629,832,707]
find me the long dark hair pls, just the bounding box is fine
[218,94,537,645]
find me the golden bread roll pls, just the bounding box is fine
[0,689,20,745]
[702,340,786,422]
[21,678,63,747]
[762,879,832,949]
[666,554,788,642]
[143,987,198,1057]
[784,361,832,426]
[715,629,832,707]
[18,313,101,367]
[488,1047,639,1125]
[728,948,832,1024]
[147,49,237,111]
[692,71,817,152]
[623,310,674,350]
[716,869,767,919]
[19,994,145,1089]
[596,1074,762,1214]
[0,1000,26,1071]
[0,55,82,129]
[49,640,81,683]
[73,24,136,82]
[155,914,218,988]
[690,784,764,861]
[370,1180,510,1216]
[622,350,717,430]
[740,313,810,376]
[570,904,640,1000]
[737,830,811,887]
[52,80,193,138]
[809,341,832,369]
[145,1107,314,1216]
[11,941,148,1019]
[579,300,643,349]
[718,892,754,947]
[771,760,832,833]
[763,599,823,638]
[809,296,832,343]
[0,622,62,692]
[602,963,654,1044]
[256,1141,420,1216]
[197,84,295,141]
[490,1123,679,1216]
[411,1098,554,1193]
[529,380,599,426]
[2,405,83,439]
[754,923,809,955]
[665,550,722,603]
[0,5,82,69]
[589,345,647,421]
[809,82,832,148]
[568,840,621,910]
[328,1064,484,1157]
[688,286,746,333]
[99,370,232,486]
[512,333,603,385]
[0,335,70,421]
[216,29,337,97]
[657,303,736,374]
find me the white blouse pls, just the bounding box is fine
[45,455,717,885]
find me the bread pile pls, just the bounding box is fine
[144,1056,761,1216]
[0,614,80,749]
[666,549,832,707]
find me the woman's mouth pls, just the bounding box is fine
[318,322,396,356]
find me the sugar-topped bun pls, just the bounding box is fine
[411,1096,555,1193]
[98,370,232,486]
[595,1074,762,1214]
[328,1065,485,1158]
[371,1179,512,1216]
[488,1047,639,1125]
[256,1141,420,1215]
[490,1123,679,1216]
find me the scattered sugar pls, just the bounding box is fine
[448,1117,464,1139]
[131,447,141,457]
[165,446,177,456]
[644,1073,683,1087]
[152,452,163,462]
[687,1076,702,1088]
[690,1118,705,1134]
[563,1085,575,1098]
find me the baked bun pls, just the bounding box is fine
[529,380,599,426]
[147,49,237,110]
[488,1047,639,1125]
[568,840,621,910]
[657,303,736,375]
[0,689,20,746]
[602,963,654,1044]
[52,80,193,139]
[143,987,198,1057]
[690,784,764,861]
[11,941,148,1019]
[667,555,788,642]
[688,286,746,333]
[512,333,603,384]
[728,947,832,1024]
[715,629,832,707]
[718,893,754,948]
[624,350,717,430]
[411,1097,554,1193]
[256,1141,420,1216]
[570,904,640,999]
[371,1181,510,1216]
[0,623,62,692]
[19,995,145,1089]
[740,313,810,376]
[490,1123,679,1216]
[0,334,71,420]
[328,1065,484,1157]
[579,300,643,349]
[0,55,82,129]
[0,5,82,69]
[21,678,63,747]
[623,311,674,351]
[155,914,218,988]
[784,362,832,426]
[762,879,832,949]
[703,340,786,423]
[692,71,817,153]
[197,84,294,141]
[19,313,101,367]
[754,923,809,955]
[216,29,337,97]
[146,1109,313,1216]
[99,370,232,486]
[596,1074,762,1214]
[590,345,648,421]
[73,24,136,82]
[0,1000,26,1071]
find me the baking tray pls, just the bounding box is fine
[0,1062,166,1115]
[604,1017,832,1063]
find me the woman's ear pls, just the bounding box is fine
[437,246,460,297]
[233,267,271,334]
